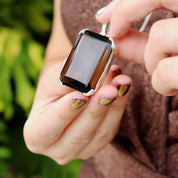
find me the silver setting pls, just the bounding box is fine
[101,24,107,36]
[78,28,89,35]
[84,89,95,96]
[58,74,63,85]
[59,27,115,96]
[94,39,115,91]
[58,74,96,96]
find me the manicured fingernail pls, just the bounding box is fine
[96,7,106,16]
[100,97,116,106]
[71,97,87,109]
[105,22,110,35]
[117,84,131,96]
[112,68,122,78]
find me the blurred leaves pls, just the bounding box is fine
[0,0,53,34]
[0,119,11,174]
[0,0,50,176]
[0,0,83,177]
[0,28,44,118]
[0,146,12,159]
[0,0,52,118]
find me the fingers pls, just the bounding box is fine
[33,62,74,108]
[103,64,122,84]
[144,18,178,96]
[96,0,178,38]
[114,30,148,64]
[45,75,132,164]
[152,56,178,96]
[95,0,119,24]
[108,0,159,37]
[24,63,132,164]
[145,18,178,74]
[24,91,89,152]
[46,85,118,163]
[25,64,122,152]
[78,75,132,159]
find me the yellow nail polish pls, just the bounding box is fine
[100,97,116,106]
[71,97,87,109]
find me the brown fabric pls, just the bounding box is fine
[61,1,178,177]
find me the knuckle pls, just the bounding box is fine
[37,128,59,144]
[149,20,164,42]
[70,133,91,144]
[96,127,116,143]
[57,113,70,125]
[156,60,171,83]
[54,152,77,165]
[49,148,77,165]
[67,128,92,144]
[25,142,41,154]
[23,122,42,153]
[24,120,57,153]
[89,108,105,119]
[160,0,172,8]
[55,157,72,165]
[79,154,91,160]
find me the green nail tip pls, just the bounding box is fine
[71,97,87,109]
[100,97,116,106]
[118,85,130,96]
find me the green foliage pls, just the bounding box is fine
[0,28,43,118]
[0,120,11,173]
[0,0,82,177]
[0,0,53,34]
[5,119,82,178]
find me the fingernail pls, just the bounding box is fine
[105,22,110,35]
[71,97,87,109]
[100,97,116,106]
[117,84,131,96]
[112,68,122,78]
[96,7,106,16]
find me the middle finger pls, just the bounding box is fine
[47,85,118,164]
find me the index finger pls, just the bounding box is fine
[108,0,178,38]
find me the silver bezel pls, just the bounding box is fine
[58,29,115,96]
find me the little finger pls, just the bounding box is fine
[78,75,132,159]
[46,85,118,164]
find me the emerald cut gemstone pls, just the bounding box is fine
[59,29,114,95]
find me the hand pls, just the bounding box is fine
[23,61,132,165]
[96,0,178,96]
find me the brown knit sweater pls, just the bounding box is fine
[61,0,178,177]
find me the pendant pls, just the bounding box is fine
[59,29,115,96]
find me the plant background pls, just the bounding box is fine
[0,0,82,177]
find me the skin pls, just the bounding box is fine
[24,0,178,165]
[23,0,132,165]
[96,0,178,96]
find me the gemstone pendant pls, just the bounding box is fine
[59,29,115,96]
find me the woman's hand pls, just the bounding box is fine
[96,0,178,96]
[23,61,132,165]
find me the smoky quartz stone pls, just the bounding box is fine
[59,29,114,95]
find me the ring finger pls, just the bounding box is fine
[47,84,118,164]
[78,75,132,159]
